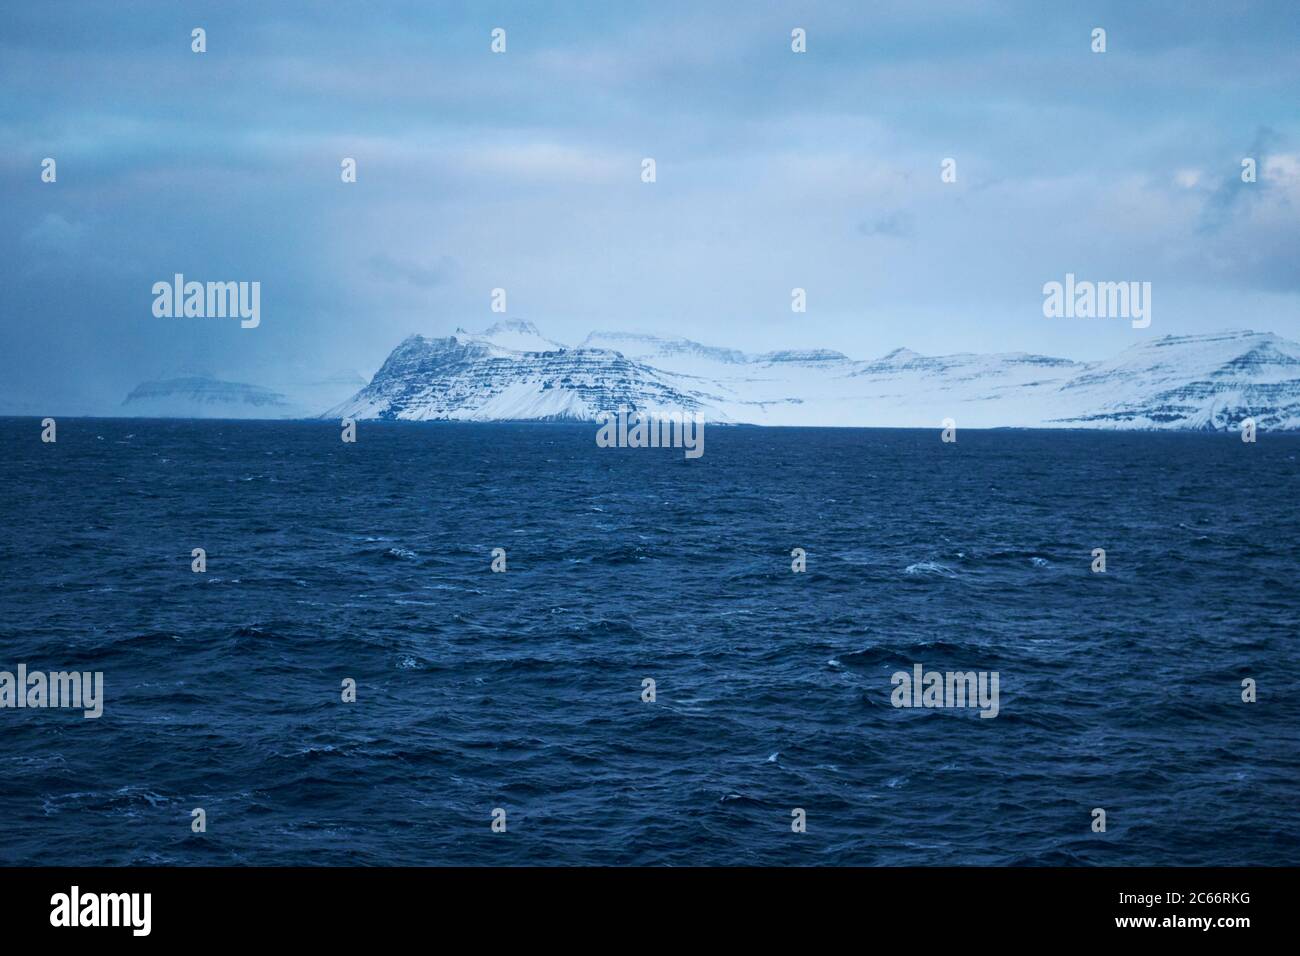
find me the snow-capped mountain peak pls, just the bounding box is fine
[457,319,566,354]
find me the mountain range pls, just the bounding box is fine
[321,321,1300,431]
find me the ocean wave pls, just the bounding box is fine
[904,560,958,578]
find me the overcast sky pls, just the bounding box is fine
[2,0,1298,411]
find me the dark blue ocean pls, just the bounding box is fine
[1,419,1297,866]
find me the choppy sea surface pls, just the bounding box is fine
[1,419,1297,866]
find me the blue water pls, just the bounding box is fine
[1,419,1297,865]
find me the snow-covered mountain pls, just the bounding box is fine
[328,322,1300,431]
[1040,332,1300,429]
[329,323,717,422]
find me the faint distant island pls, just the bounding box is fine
[118,370,368,420]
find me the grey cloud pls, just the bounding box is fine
[1199,126,1283,233]
[365,254,458,289]
[858,212,914,239]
